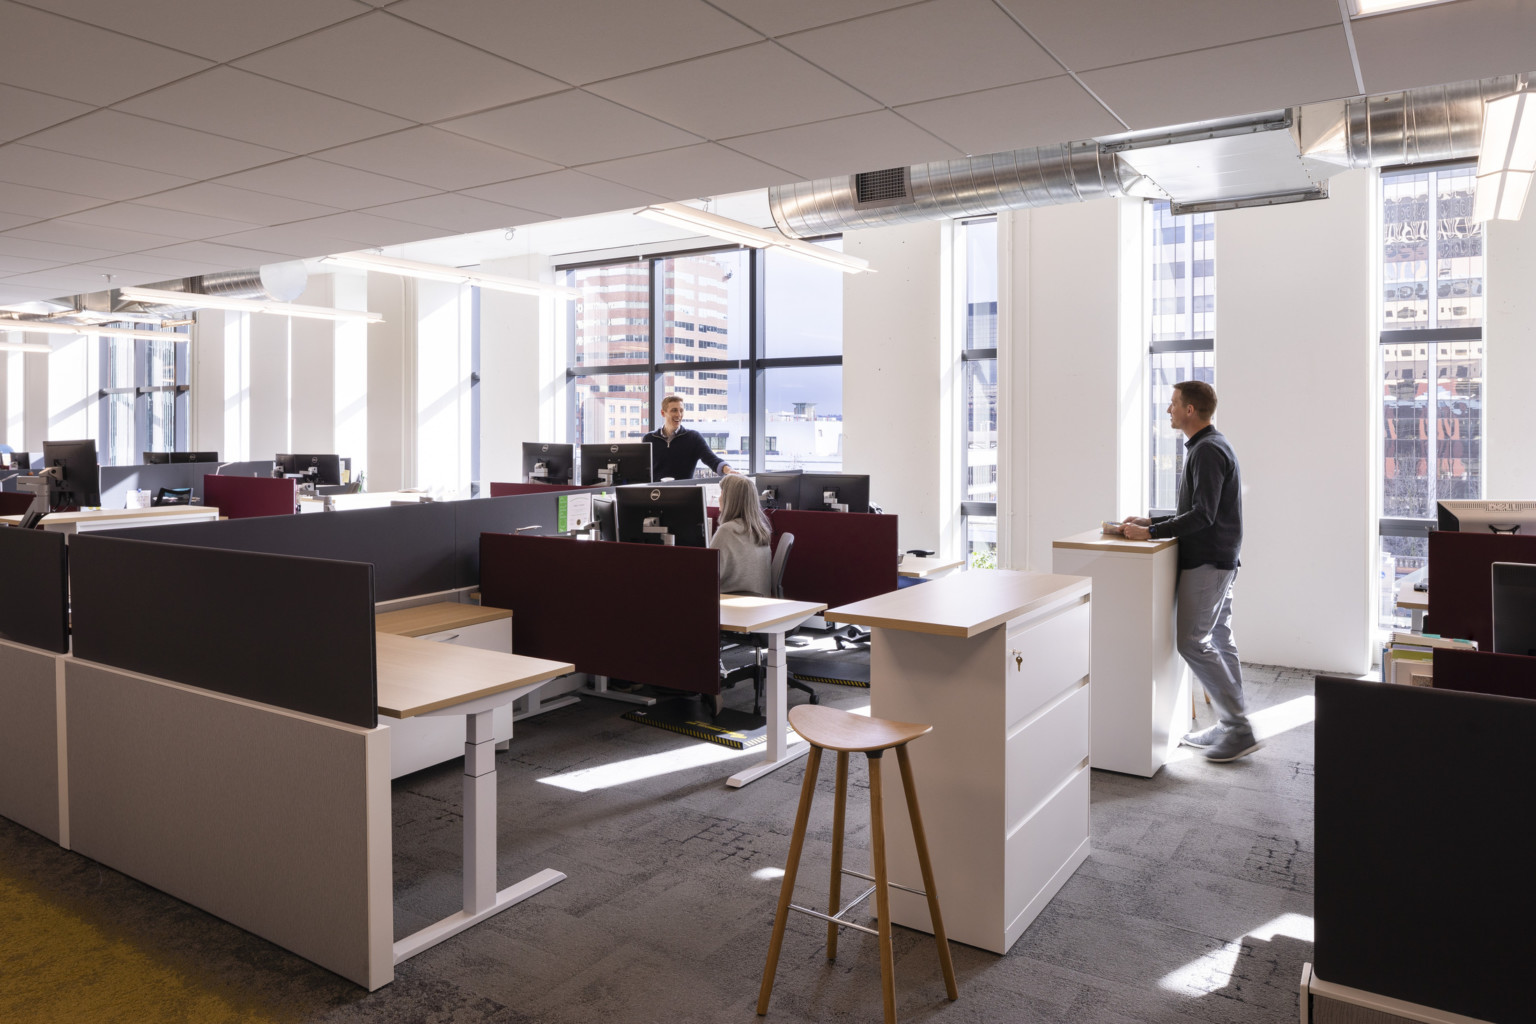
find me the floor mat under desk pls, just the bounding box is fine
[787,646,870,688]
[621,702,769,749]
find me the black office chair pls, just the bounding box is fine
[717,533,818,717]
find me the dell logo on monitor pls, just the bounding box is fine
[650,489,661,501]
[610,445,620,453]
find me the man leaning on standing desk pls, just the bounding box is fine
[1121,380,1260,763]
[644,394,737,480]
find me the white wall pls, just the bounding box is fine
[1484,205,1536,496]
[477,255,547,487]
[366,274,410,492]
[1217,170,1376,674]
[290,275,337,454]
[247,310,289,459]
[843,220,951,552]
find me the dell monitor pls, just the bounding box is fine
[276,453,343,486]
[1,450,31,480]
[579,442,652,487]
[800,473,871,514]
[143,451,172,465]
[173,451,220,464]
[40,439,101,510]
[592,495,617,542]
[522,442,574,485]
[1437,499,1536,534]
[614,483,709,547]
[1492,562,1536,657]
[152,486,193,507]
[754,471,803,510]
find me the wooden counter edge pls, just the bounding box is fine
[828,576,1090,639]
[375,602,513,637]
[1052,529,1177,553]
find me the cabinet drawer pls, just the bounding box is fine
[1005,597,1090,725]
[1005,682,1090,833]
[420,617,512,653]
[1003,765,1089,920]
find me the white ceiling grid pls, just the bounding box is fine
[0,0,1528,305]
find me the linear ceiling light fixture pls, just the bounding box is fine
[0,319,188,342]
[635,203,873,274]
[320,252,580,298]
[1346,0,1456,17]
[118,287,384,323]
[1475,86,1536,222]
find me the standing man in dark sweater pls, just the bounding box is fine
[1121,381,1258,763]
[643,394,736,481]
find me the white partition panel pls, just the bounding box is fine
[0,640,63,844]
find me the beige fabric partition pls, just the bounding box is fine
[64,660,394,990]
[0,640,63,844]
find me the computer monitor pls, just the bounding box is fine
[1492,562,1536,657]
[614,484,709,547]
[579,442,652,487]
[1437,499,1536,534]
[522,442,574,485]
[592,495,617,542]
[799,473,870,514]
[276,453,343,486]
[173,451,220,464]
[143,451,172,465]
[152,486,193,507]
[754,471,803,510]
[0,450,31,477]
[40,439,101,509]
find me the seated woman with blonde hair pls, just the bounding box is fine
[711,473,772,596]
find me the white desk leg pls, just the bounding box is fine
[727,631,809,788]
[394,709,566,964]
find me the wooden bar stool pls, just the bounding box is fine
[757,704,958,1024]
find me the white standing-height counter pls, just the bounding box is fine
[828,569,1091,955]
[1052,530,1188,778]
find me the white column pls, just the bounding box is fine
[291,276,337,453]
[478,255,548,487]
[367,273,410,492]
[1484,203,1536,496]
[248,311,290,459]
[333,270,369,483]
[46,332,92,440]
[416,278,473,498]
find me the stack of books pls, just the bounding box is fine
[1382,631,1478,687]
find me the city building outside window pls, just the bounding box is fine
[1377,164,1484,627]
[959,217,998,568]
[1147,200,1215,515]
[103,329,190,465]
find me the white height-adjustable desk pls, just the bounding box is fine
[719,594,827,788]
[0,505,220,534]
[374,631,573,964]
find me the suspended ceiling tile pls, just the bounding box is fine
[1,265,136,292]
[390,0,760,85]
[587,42,881,139]
[998,0,1342,72]
[3,219,185,254]
[0,84,93,145]
[134,182,342,224]
[583,144,795,202]
[233,12,565,123]
[313,128,558,192]
[722,111,965,180]
[464,170,666,219]
[708,0,921,37]
[211,225,380,259]
[23,110,291,179]
[279,211,441,248]
[0,283,68,304]
[0,181,102,220]
[363,193,552,234]
[0,146,192,201]
[32,0,373,63]
[61,203,258,240]
[1079,27,1359,130]
[1351,3,1536,94]
[779,0,1061,108]
[141,240,316,270]
[0,234,115,264]
[0,253,57,274]
[0,2,213,106]
[116,68,412,154]
[896,75,1124,155]
[439,90,704,167]
[0,211,33,232]
[214,158,437,210]
[88,252,246,280]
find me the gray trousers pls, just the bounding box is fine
[1176,565,1249,731]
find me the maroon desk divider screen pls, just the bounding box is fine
[764,509,898,611]
[489,482,584,497]
[1432,647,1536,701]
[1426,530,1536,645]
[0,491,33,516]
[202,474,296,519]
[479,533,721,695]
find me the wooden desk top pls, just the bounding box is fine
[375,602,512,637]
[374,632,572,719]
[0,505,218,528]
[720,595,827,634]
[828,569,1090,639]
[1052,528,1176,554]
[897,555,964,578]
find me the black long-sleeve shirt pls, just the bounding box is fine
[1149,424,1242,570]
[642,425,727,481]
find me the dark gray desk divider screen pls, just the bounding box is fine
[451,493,564,588]
[0,526,69,652]
[69,535,378,728]
[1314,675,1536,1023]
[98,462,214,509]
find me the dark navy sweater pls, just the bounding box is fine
[642,426,727,481]
[1149,424,1243,570]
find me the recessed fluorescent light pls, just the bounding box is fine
[1475,88,1536,222]
[320,252,580,298]
[118,287,384,323]
[0,319,188,342]
[1347,0,1457,17]
[635,203,873,274]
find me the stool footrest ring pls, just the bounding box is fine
[841,867,929,898]
[788,901,880,937]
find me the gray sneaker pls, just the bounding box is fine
[1180,723,1227,749]
[1202,727,1262,763]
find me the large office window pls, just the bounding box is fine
[102,329,189,465]
[564,243,843,473]
[958,218,999,567]
[1378,164,1484,626]
[1147,201,1215,513]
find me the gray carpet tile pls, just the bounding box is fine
[0,660,1322,1023]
